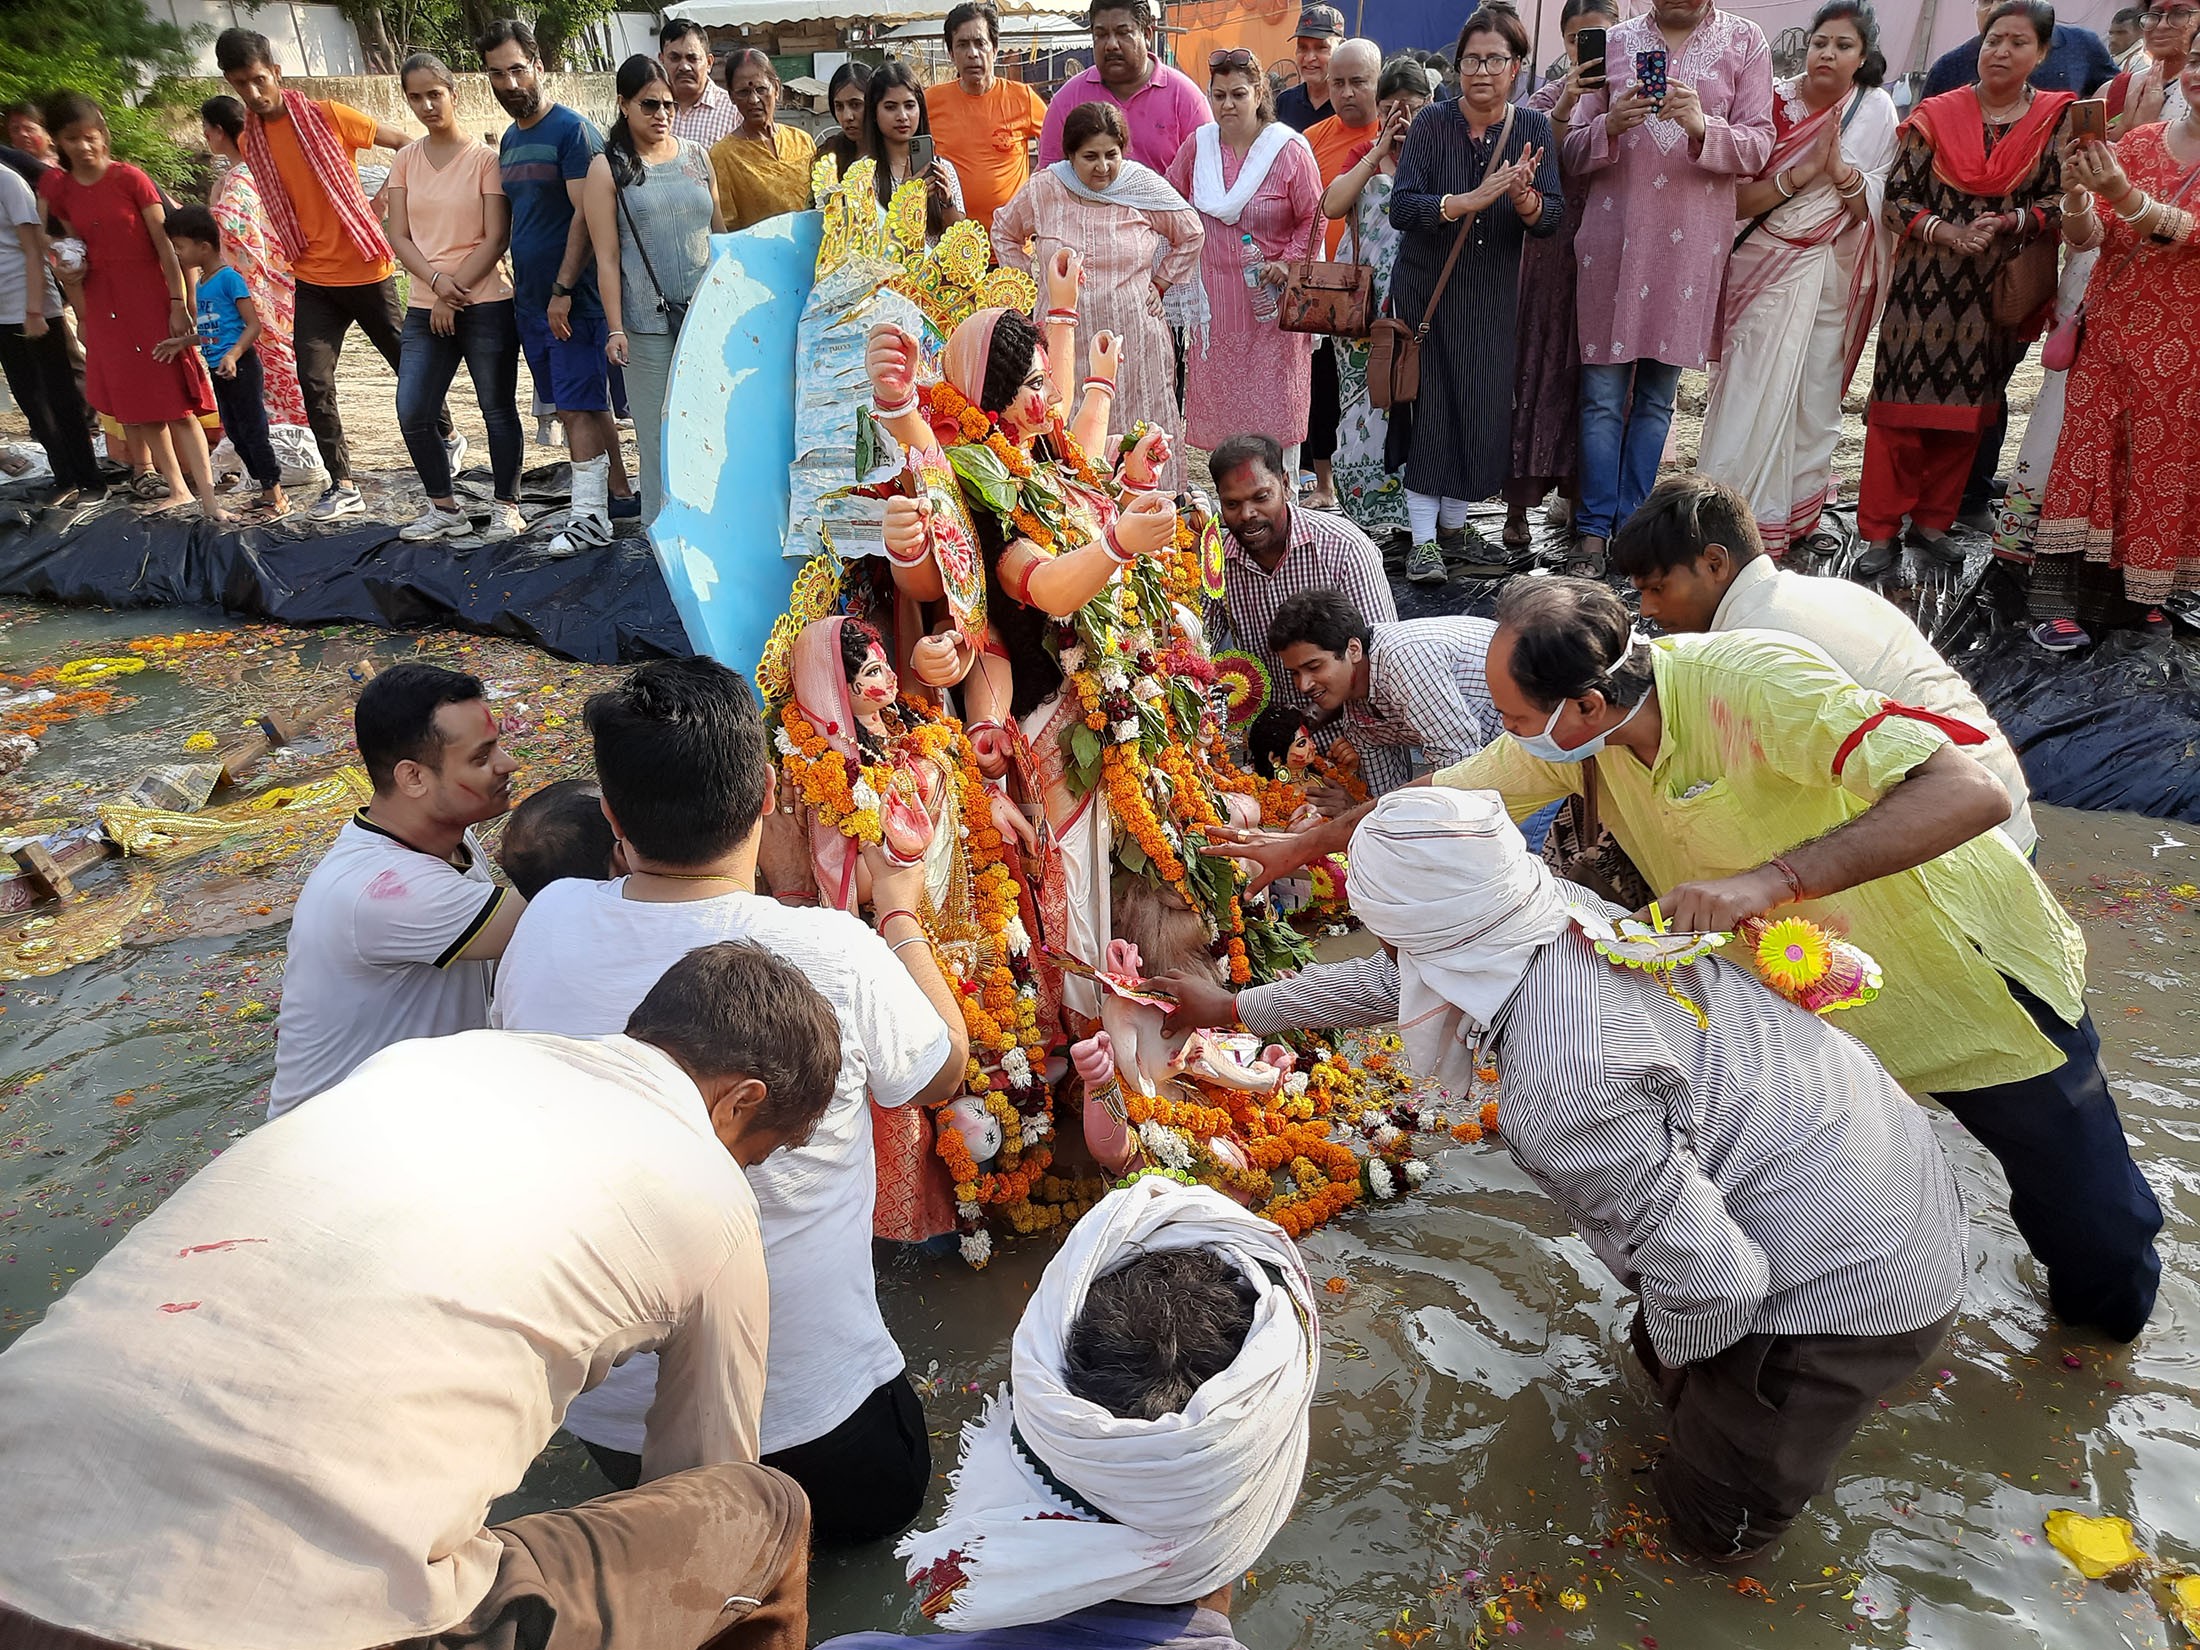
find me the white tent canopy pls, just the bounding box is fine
[672,0,1082,27]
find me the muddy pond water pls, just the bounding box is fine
[0,603,2195,1650]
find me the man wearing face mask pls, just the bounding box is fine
[1186,575,2163,1349]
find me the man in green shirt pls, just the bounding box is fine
[1214,578,2161,1342]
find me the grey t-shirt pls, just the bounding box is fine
[613,138,714,334]
[0,164,62,324]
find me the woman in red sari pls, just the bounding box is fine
[2032,58,2200,639]
[1855,0,2070,580]
[37,94,224,521]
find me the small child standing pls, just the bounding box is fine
[164,205,286,520]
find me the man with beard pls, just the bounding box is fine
[661,16,739,146]
[1038,0,1213,172]
[480,17,636,549]
[269,663,522,1117]
[215,27,456,524]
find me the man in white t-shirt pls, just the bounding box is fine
[271,663,524,1117]
[494,655,968,1546]
[0,942,843,1650]
[1608,475,2038,853]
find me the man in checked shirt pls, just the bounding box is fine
[1268,586,1501,776]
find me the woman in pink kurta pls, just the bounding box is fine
[1166,52,1322,453]
[1556,0,1776,558]
[994,100,1204,490]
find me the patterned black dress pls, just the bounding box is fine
[1388,100,1565,500]
[1867,115,2067,433]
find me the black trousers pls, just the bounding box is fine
[209,346,281,490]
[1962,399,2009,511]
[0,319,103,490]
[1305,337,1339,464]
[1933,980,2163,1342]
[1635,1307,1954,1562]
[292,275,449,485]
[581,1374,931,1548]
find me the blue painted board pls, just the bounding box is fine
[649,211,823,675]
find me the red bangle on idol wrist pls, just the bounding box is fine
[1083,376,1115,394]
[873,389,917,419]
[875,906,921,933]
[1767,855,1806,902]
[1103,525,1133,565]
[1046,306,1078,324]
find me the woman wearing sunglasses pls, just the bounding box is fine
[581,53,725,527]
[1165,46,1322,467]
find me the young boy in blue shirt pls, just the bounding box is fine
[164,205,288,520]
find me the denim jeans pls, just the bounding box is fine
[397,299,521,502]
[1577,359,1683,540]
[208,346,281,490]
[296,276,450,486]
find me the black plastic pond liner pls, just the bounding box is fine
[1957,626,2200,825]
[0,484,690,666]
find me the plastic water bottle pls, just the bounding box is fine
[1240,232,1278,322]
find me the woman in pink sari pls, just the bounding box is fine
[202,95,318,472]
[1166,49,1321,462]
[1697,0,1896,558]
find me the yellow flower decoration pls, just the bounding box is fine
[1753,916,1831,995]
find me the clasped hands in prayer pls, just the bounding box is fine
[1442,145,1547,222]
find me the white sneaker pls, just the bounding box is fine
[481,501,526,541]
[400,504,472,541]
[311,483,364,522]
[444,432,469,476]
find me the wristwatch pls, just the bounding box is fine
[549,280,573,299]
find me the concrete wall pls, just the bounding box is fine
[162,72,618,159]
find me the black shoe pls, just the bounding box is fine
[1854,539,1899,580]
[1910,528,1967,567]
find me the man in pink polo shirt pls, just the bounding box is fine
[1038,0,1213,173]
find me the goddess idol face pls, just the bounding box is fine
[852,644,898,712]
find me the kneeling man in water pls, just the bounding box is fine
[0,942,839,1650]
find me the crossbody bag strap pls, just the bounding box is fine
[613,157,674,314]
[1736,88,1868,253]
[1417,102,1514,339]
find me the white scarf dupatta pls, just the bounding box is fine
[1047,158,1213,343]
[1188,120,1309,225]
[899,1179,1319,1630]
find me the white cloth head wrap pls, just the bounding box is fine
[899,1178,1319,1629]
[1348,788,1571,1095]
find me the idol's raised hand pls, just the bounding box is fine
[1089,328,1123,383]
[864,323,920,406]
[882,492,934,563]
[1046,246,1084,314]
[1112,489,1177,556]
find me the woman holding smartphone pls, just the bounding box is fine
[1503,0,1617,552]
[860,61,965,243]
[2031,49,2200,645]
[1856,0,2071,580]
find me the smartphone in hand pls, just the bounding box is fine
[1576,25,1607,85]
[1635,46,1669,105]
[2070,97,2108,140]
[909,133,937,177]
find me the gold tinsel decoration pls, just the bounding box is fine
[756,550,846,708]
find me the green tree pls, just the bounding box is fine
[0,0,199,184]
[333,0,619,70]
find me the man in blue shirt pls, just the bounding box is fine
[1922,0,2119,94]
[1920,0,2116,526]
[478,17,636,548]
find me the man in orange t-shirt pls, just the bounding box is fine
[925,0,1048,230]
[1299,37,1382,509]
[218,25,454,522]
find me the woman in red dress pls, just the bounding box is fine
[2033,66,2200,635]
[37,94,224,521]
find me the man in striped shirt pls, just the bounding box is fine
[1189,789,1966,1565]
[1269,587,1499,776]
[1209,433,1405,792]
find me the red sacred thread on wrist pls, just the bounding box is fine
[1767,856,1806,902]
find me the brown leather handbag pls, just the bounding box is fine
[1368,102,1514,411]
[1278,217,1374,337]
